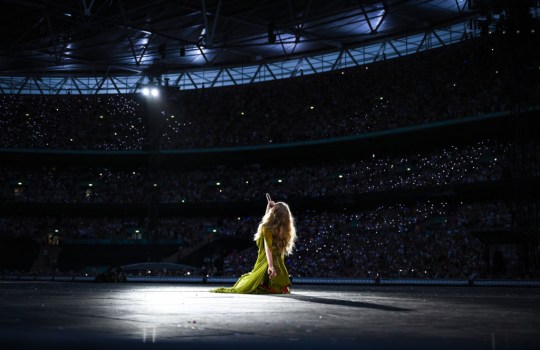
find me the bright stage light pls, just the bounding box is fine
[142,87,150,96]
[151,88,159,97]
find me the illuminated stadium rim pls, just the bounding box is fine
[0,19,490,95]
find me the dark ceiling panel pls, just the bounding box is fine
[0,0,477,77]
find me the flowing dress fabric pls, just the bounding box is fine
[211,225,290,294]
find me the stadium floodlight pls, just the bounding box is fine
[140,85,159,97]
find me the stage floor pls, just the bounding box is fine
[0,282,539,349]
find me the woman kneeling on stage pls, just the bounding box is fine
[211,195,297,294]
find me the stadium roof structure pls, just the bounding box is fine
[0,0,484,94]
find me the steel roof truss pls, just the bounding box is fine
[374,9,387,33]
[186,72,198,89]
[82,0,96,17]
[173,73,185,87]
[224,68,237,85]
[109,76,121,94]
[210,69,223,87]
[32,77,44,95]
[416,32,429,53]
[249,65,263,84]
[127,31,139,66]
[360,4,374,33]
[137,34,155,66]
[374,41,386,62]
[229,68,252,82]
[201,0,210,46]
[44,15,60,64]
[263,64,277,80]
[94,76,107,94]
[387,40,402,57]
[70,77,82,95]
[305,57,318,74]
[276,29,290,56]
[197,45,210,64]
[455,0,467,15]
[130,76,145,93]
[331,49,344,70]
[55,77,68,95]
[432,30,446,47]
[16,77,30,95]
[290,58,304,78]
[73,77,91,90]
[345,49,359,66]
[209,0,223,48]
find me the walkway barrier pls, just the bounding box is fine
[3,274,540,286]
[379,278,469,286]
[473,280,540,287]
[292,277,376,285]
[127,276,204,283]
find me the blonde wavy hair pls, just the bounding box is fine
[254,202,297,256]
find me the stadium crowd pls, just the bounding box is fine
[0,34,537,150]
[158,140,509,202]
[0,200,518,278]
[222,201,514,279]
[162,34,521,149]
[0,94,146,150]
[0,33,537,280]
[0,140,511,203]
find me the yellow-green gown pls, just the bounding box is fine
[211,225,290,294]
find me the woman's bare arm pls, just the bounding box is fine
[264,198,276,278]
[265,238,276,279]
[265,200,275,214]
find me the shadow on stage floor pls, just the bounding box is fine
[279,293,411,311]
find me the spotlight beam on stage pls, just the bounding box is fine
[1,283,540,349]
